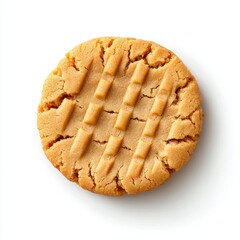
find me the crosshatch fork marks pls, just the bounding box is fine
[126,71,173,178]
[69,50,123,168]
[95,60,149,176]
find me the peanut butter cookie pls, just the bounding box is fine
[37,37,203,196]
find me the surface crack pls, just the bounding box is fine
[175,106,201,126]
[171,77,193,106]
[71,57,79,71]
[121,145,132,151]
[46,135,73,150]
[124,43,132,72]
[143,169,157,185]
[126,42,173,70]
[131,178,136,186]
[161,158,175,174]
[39,93,73,112]
[97,38,115,68]
[104,109,119,114]
[131,45,152,62]
[140,93,154,99]
[164,135,199,144]
[156,154,175,175]
[71,168,80,182]
[56,149,64,170]
[88,163,96,190]
[65,54,80,71]
[150,85,160,94]
[130,117,146,122]
[92,139,108,145]
[102,163,126,194]
[99,44,105,68]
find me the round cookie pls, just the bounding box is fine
[37,37,203,196]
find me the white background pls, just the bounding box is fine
[0,0,239,239]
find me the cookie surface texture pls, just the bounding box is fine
[37,37,203,196]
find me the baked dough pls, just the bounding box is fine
[37,37,203,196]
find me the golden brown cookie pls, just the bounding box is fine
[37,37,203,196]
